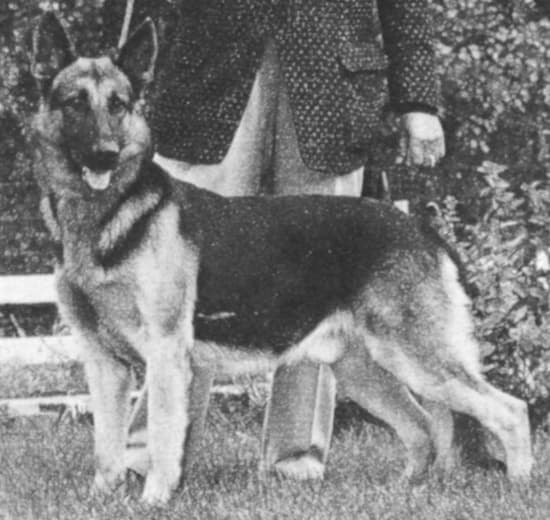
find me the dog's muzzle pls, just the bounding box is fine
[80,150,119,191]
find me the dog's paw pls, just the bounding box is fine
[506,455,534,483]
[141,471,177,506]
[92,468,125,497]
[124,445,150,477]
[272,454,325,481]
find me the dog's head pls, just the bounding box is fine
[31,12,158,193]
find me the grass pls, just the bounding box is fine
[1,396,550,520]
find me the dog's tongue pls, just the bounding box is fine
[82,167,113,191]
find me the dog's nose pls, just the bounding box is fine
[88,150,119,170]
[87,143,119,171]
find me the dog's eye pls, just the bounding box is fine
[64,91,89,112]
[109,95,128,115]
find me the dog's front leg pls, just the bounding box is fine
[83,340,133,494]
[141,335,193,505]
[125,363,213,478]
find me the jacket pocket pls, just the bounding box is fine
[339,39,389,153]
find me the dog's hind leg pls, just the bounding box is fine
[431,256,532,479]
[332,349,434,483]
[363,332,532,480]
[421,400,455,474]
[365,255,533,480]
[370,342,532,479]
[428,375,532,480]
[82,338,134,494]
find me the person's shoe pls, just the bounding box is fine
[272,453,325,480]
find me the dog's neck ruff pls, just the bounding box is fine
[95,171,166,267]
[52,159,168,272]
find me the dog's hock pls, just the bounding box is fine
[116,18,158,96]
[31,11,75,97]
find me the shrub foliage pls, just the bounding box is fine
[437,161,550,421]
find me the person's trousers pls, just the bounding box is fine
[128,40,363,478]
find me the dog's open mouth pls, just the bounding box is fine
[82,167,113,191]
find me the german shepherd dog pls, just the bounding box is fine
[30,12,532,505]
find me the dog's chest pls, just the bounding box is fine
[108,205,193,345]
[62,203,194,360]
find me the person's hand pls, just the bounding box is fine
[398,112,445,167]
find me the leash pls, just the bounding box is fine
[117,0,135,49]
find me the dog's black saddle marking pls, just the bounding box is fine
[170,177,440,354]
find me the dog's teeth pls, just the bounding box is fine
[82,167,113,191]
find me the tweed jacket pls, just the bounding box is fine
[140,0,439,175]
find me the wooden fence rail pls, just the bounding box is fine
[0,274,57,305]
[0,274,251,418]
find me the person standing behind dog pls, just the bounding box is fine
[108,0,445,480]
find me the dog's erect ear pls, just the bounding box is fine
[116,18,158,97]
[31,11,76,98]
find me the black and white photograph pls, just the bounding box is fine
[1,1,550,518]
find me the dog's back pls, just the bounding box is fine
[173,181,445,353]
